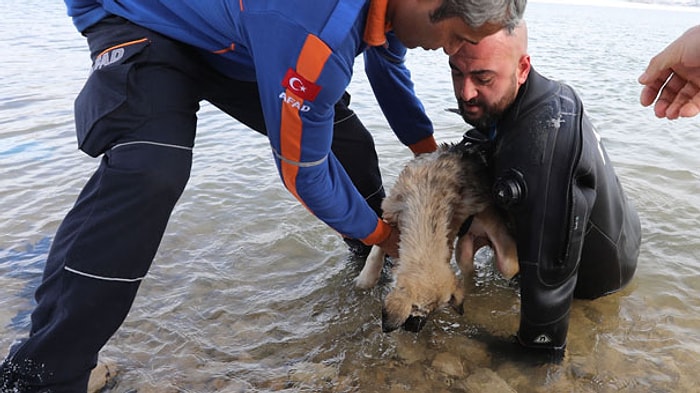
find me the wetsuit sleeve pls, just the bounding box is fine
[493,84,595,351]
[364,32,436,155]
[244,16,390,245]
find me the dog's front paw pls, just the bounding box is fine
[354,246,385,289]
[354,272,378,289]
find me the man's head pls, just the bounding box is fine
[449,21,531,130]
[388,0,527,55]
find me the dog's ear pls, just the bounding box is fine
[381,289,412,333]
[382,209,399,226]
[449,285,465,315]
[449,294,465,315]
[380,192,404,226]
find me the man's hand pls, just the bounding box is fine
[639,25,700,119]
[376,223,400,258]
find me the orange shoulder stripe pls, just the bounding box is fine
[279,34,332,200]
[297,35,332,81]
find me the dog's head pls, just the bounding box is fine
[380,255,465,333]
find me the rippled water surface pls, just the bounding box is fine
[2,1,700,392]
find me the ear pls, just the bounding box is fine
[517,54,531,85]
[449,286,465,315]
[380,193,404,225]
[381,289,412,333]
[382,209,400,226]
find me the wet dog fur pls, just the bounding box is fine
[354,144,519,333]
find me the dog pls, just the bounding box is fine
[354,143,519,333]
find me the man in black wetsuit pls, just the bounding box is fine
[449,21,641,354]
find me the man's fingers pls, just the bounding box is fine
[662,76,699,119]
[640,85,660,107]
[650,73,685,118]
[639,69,673,107]
[654,99,672,119]
[670,82,700,118]
[680,100,700,118]
[639,64,672,86]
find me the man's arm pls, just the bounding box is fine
[492,83,595,352]
[245,15,392,246]
[364,32,437,155]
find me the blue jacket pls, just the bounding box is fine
[64,0,436,244]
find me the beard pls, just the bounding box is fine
[456,75,519,131]
[457,98,502,130]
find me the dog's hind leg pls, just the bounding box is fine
[354,246,386,289]
[461,207,519,280]
[475,207,519,279]
[488,225,519,280]
[455,234,477,281]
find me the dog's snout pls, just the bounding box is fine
[382,323,399,333]
[381,308,401,333]
[402,315,427,332]
[381,308,428,333]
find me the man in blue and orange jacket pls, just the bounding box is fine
[0,0,525,391]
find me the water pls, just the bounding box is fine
[2,1,700,392]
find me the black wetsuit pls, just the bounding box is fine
[475,68,641,351]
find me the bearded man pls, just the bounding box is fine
[449,21,641,355]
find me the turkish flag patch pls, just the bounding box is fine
[282,68,321,101]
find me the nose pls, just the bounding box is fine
[402,315,428,332]
[459,78,478,102]
[443,39,464,56]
